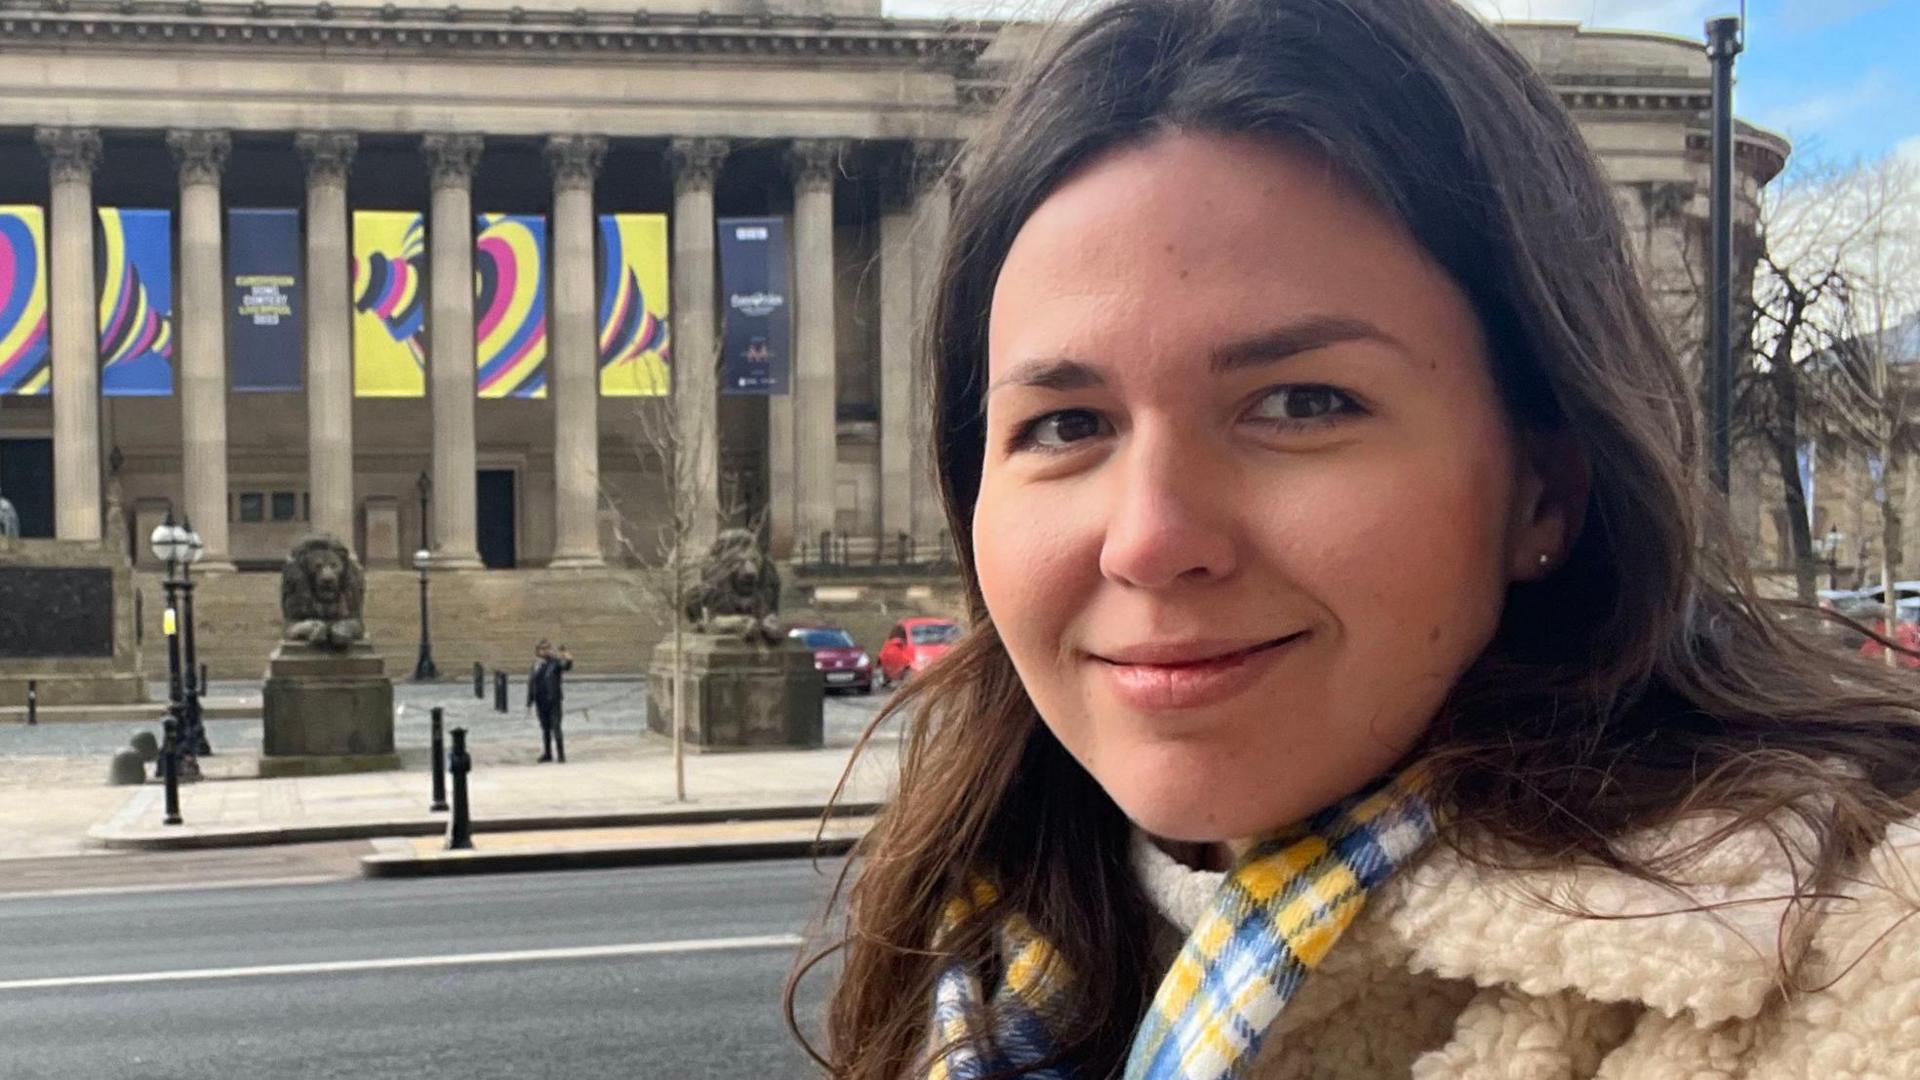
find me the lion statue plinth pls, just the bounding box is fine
[684,528,783,646]
[281,535,368,648]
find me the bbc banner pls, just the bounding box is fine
[229,208,303,393]
[716,216,789,396]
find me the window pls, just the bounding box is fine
[271,491,298,522]
[238,492,265,523]
[796,629,856,649]
[910,623,961,645]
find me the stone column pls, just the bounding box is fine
[35,127,103,543]
[423,134,485,569]
[786,139,846,555]
[876,165,916,545]
[296,132,357,543]
[546,135,607,569]
[767,368,795,553]
[168,129,235,570]
[910,140,957,547]
[668,137,728,556]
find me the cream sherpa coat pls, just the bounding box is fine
[1133,814,1920,1079]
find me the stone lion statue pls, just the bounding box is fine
[684,528,783,645]
[281,535,367,648]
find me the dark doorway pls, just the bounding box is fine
[476,469,516,569]
[0,438,55,538]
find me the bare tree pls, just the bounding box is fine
[1805,155,1920,646]
[601,369,760,802]
[1738,156,1918,600]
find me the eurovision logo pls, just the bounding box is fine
[730,291,784,318]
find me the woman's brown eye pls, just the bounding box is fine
[1031,410,1105,447]
[1251,386,1359,423]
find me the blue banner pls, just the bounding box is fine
[95,208,173,397]
[229,208,304,393]
[717,217,790,396]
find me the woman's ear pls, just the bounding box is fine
[1508,429,1589,582]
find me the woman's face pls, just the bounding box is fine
[975,132,1572,848]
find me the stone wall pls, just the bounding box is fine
[134,563,965,679]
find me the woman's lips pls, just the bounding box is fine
[1091,633,1307,711]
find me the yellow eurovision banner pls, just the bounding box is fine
[352,210,428,397]
[596,213,671,397]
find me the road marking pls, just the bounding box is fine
[0,874,347,903]
[0,933,807,992]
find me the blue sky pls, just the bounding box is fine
[881,0,1919,170]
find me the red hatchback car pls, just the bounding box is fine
[788,624,873,693]
[877,617,961,687]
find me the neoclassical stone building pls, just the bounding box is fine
[0,0,1788,585]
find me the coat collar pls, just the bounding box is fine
[1136,813,1920,1027]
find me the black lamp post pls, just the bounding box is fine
[148,511,200,780]
[1704,15,1743,496]
[180,517,211,757]
[413,471,439,681]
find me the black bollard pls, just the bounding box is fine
[25,680,36,726]
[199,663,209,695]
[445,727,473,850]
[429,706,449,812]
[472,662,484,699]
[161,716,183,826]
[494,670,509,713]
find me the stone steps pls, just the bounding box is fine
[134,568,671,680]
[128,567,966,682]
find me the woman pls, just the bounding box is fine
[792,0,1920,1075]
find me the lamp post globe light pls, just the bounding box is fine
[413,546,438,680]
[147,510,200,780]
[413,469,439,682]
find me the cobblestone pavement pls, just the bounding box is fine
[0,677,896,789]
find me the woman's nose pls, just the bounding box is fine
[1096,437,1238,589]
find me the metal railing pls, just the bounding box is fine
[792,531,957,573]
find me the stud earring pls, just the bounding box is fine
[1537,552,1552,569]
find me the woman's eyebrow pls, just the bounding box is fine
[987,358,1106,396]
[1209,315,1405,374]
[988,315,1408,398]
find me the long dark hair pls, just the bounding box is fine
[789,0,1920,1074]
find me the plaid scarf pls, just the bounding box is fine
[927,768,1437,1080]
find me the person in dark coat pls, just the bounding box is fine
[527,639,573,763]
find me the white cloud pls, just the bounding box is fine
[1461,0,1719,35]
[1899,136,1920,167]
[1759,67,1899,139]
[1775,0,1893,34]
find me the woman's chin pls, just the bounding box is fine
[1106,775,1283,847]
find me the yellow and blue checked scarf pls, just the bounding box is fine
[927,769,1436,1080]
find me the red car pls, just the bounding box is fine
[878,617,961,687]
[788,624,874,693]
[1859,620,1920,670]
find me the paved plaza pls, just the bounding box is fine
[0,677,899,860]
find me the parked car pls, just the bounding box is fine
[788,624,873,693]
[1859,619,1920,669]
[878,617,961,687]
[1819,581,1920,622]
